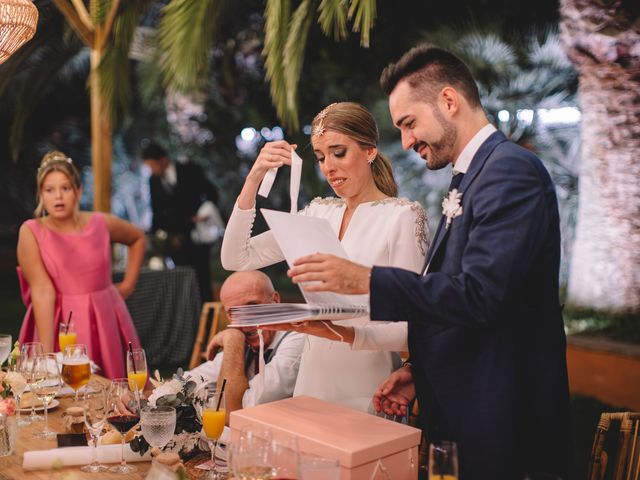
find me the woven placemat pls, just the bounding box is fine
[184,453,209,479]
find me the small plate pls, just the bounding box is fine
[19,398,60,413]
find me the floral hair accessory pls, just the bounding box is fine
[311,102,338,137]
[38,155,73,172]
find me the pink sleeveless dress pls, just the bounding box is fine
[18,213,141,379]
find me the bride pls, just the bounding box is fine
[221,102,429,412]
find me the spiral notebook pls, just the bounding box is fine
[227,208,369,327]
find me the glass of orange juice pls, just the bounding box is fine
[202,383,226,479]
[126,348,147,397]
[62,344,91,402]
[58,320,76,353]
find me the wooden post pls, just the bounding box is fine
[89,34,112,213]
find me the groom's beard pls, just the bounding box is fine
[418,107,458,171]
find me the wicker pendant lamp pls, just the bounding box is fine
[0,0,38,64]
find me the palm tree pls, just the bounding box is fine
[50,0,152,212]
[156,0,377,132]
[559,0,640,314]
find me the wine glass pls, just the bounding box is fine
[202,385,227,479]
[62,344,91,402]
[230,426,273,480]
[269,434,299,479]
[31,353,62,439]
[428,440,459,480]
[0,334,11,366]
[106,378,140,474]
[126,348,147,399]
[58,320,77,352]
[12,354,30,427]
[81,381,108,473]
[140,406,176,452]
[20,342,44,422]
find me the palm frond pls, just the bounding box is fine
[9,44,82,160]
[158,0,224,92]
[317,0,348,41]
[98,0,149,123]
[263,0,291,127]
[347,0,376,47]
[282,0,316,131]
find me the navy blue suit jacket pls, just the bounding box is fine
[370,131,573,479]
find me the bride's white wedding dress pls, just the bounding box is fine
[221,196,428,412]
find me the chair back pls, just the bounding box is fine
[589,412,640,480]
[188,301,229,369]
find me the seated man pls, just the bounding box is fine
[189,270,304,414]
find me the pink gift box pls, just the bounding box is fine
[230,395,421,479]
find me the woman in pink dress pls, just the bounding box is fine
[17,150,145,378]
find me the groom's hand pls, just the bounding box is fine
[373,365,416,417]
[287,253,371,294]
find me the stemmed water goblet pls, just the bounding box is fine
[20,342,44,422]
[106,378,141,474]
[0,334,11,366]
[31,353,62,439]
[62,344,91,402]
[140,406,177,454]
[81,381,108,473]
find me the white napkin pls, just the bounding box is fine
[23,444,151,470]
[257,150,303,214]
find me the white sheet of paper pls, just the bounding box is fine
[260,208,368,306]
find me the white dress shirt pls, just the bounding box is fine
[188,330,304,408]
[452,123,497,175]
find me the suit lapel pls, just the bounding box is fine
[421,131,508,276]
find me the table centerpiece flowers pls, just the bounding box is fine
[130,368,208,460]
[0,369,24,455]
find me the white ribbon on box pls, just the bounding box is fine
[23,444,151,470]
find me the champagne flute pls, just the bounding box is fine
[31,353,62,439]
[126,347,147,399]
[58,319,76,352]
[20,342,44,422]
[428,440,459,480]
[202,383,227,479]
[81,381,108,473]
[0,334,11,366]
[62,344,91,402]
[106,378,140,474]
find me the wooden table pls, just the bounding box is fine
[0,376,151,480]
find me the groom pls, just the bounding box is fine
[287,44,573,479]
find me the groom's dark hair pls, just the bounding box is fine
[380,43,482,109]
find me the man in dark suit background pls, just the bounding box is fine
[287,44,573,479]
[142,142,219,303]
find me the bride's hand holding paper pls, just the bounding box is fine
[288,252,371,294]
[238,140,298,210]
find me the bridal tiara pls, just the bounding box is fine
[311,102,338,137]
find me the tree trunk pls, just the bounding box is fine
[90,25,112,213]
[560,0,640,313]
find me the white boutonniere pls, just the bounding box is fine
[442,188,463,228]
